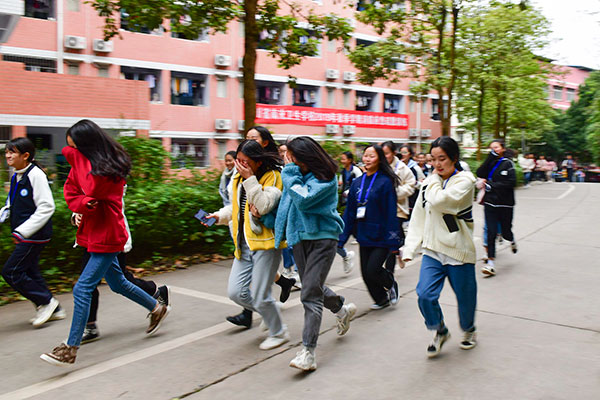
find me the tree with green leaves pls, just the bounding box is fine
[89,0,353,135]
[349,0,476,136]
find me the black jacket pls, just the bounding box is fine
[476,156,516,207]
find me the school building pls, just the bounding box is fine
[0,0,445,171]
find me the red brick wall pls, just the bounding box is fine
[0,61,149,121]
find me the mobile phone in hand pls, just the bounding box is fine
[195,209,216,226]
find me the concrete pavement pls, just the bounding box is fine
[0,182,599,399]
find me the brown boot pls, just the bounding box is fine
[146,303,169,336]
[40,343,78,367]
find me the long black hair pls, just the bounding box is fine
[286,136,338,181]
[476,139,506,178]
[66,119,131,181]
[365,144,400,187]
[399,144,415,159]
[236,139,282,180]
[5,137,45,172]
[381,141,397,155]
[248,126,279,153]
[342,151,354,162]
[429,136,463,171]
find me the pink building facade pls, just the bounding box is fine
[546,65,592,110]
[0,0,441,169]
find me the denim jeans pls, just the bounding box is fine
[282,246,295,270]
[482,221,503,247]
[2,242,52,307]
[228,238,283,336]
[67,252,158,346]
[416,255,477,332]
[336,246,348,258]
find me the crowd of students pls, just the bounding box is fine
[2,121,525,370]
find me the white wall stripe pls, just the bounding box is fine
[0,114,151,129]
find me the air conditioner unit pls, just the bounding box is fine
[409,128,418,137]
[325,69,339,80]
[237,120,245,131]
[215,119,232,131]
[343,71,356,82]
[421,129,431,138]
[238,57,244,69]
[92,39,114,53]
[64,35,86,50]
[342,125,356,135]
[325,124,339,134]
[215,54,232,67]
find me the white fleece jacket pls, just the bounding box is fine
[391,157,416,219]
[404,171,476,264]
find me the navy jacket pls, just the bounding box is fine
[339,172,400,249]
[9,165,52,242]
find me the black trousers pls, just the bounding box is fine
[80,250,157,323]
[360,246,394,304]
[2,242,52,307]
[484,205,514,259]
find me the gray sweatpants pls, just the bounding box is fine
[228,238,284,336]
[293,239,345,349]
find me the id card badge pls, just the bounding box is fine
[356,206,366,219]
[0,206,9,223]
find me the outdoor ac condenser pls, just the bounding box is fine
[92,39,113,53]
[215,119,232,131]
[342,125,356,135]
[215,55,232,67]
[325,124,339,134]
[326,69,339,80]
[64,35,86,50]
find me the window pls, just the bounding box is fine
[171,18,208,41]
[97,66,109,78]
[121,9,163,35]
[431,99,440,120]
[356,91,376,112]
[67,64,79,75]
[383,94,404,114]
[328,39,336,53]
[543,86,549,99]
[170,72,207,106]
[553,85,563,101]
[66,0,79,12]
[25,0,54,20]
[343,89,351,108]
[2,55,56,73]
[171,138,208,168]
[256,81,285,105]
[356,38,376,49]
[566,88,576,102]
[258,29,278,50]
[327,87,335,106]
[409,97,415,113]
[422,98,428,114]
[292,85,319,107]
[216,75,228,98]
[121,66,162,102]
[298,30,321,57]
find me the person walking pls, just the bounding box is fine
[416,152,433,177]
[403,136,478,358]
[381,141,416,272]
[339,145,401,310]
[41,120,169,366]
[476,139,517,277]
[561,155,575,182]
[274,136,357,371]
[208,140,290,350]
[2,137,65,328]
[519,153,535,187]
[336,151,362,273]
[219,151,237,206]
[225,129,295,329]
[399,144,425,218]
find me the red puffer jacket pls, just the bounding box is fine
[62,146,127,253]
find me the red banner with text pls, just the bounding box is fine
[255,104,409,130]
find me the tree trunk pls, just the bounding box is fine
[443,2,460,138]
[476,80,485,161]
[243,0,258,137]
[494,85,502,138]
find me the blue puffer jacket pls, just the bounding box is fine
[274,163,344,248]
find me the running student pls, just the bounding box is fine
[336,151,361,274]
[403,137,478,358]
[2,137,65,327]
[208,140,289,350]
[275,136,357,371]
[224,128,295,329]
[381,141,416,272]
[339,145,401,310]
[476,139,517,277]
[41,120,169,366]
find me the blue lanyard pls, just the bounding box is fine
[488,158,505,180]
[8,173,18,205]
[443,169,458,189]
[358,172,378,204]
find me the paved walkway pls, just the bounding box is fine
[0,182,598,399]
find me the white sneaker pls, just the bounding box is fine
[336,303,357,335]
[342,251,355,274]
[481,265,496,277]
[259,327,290,350]
[460,329,477,350]
[33,298,60,327]
[427,329,451,358]
[289,347,317,371]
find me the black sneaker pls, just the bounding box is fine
[389,281,399,306]
[226,309,253,329]
[81,325,100,344]
[277,276,296,303]
[156,285,171,308]
[511,241,518,254]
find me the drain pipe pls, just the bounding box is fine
[56,0,63,73]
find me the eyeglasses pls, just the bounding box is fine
[400,152,409,155]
